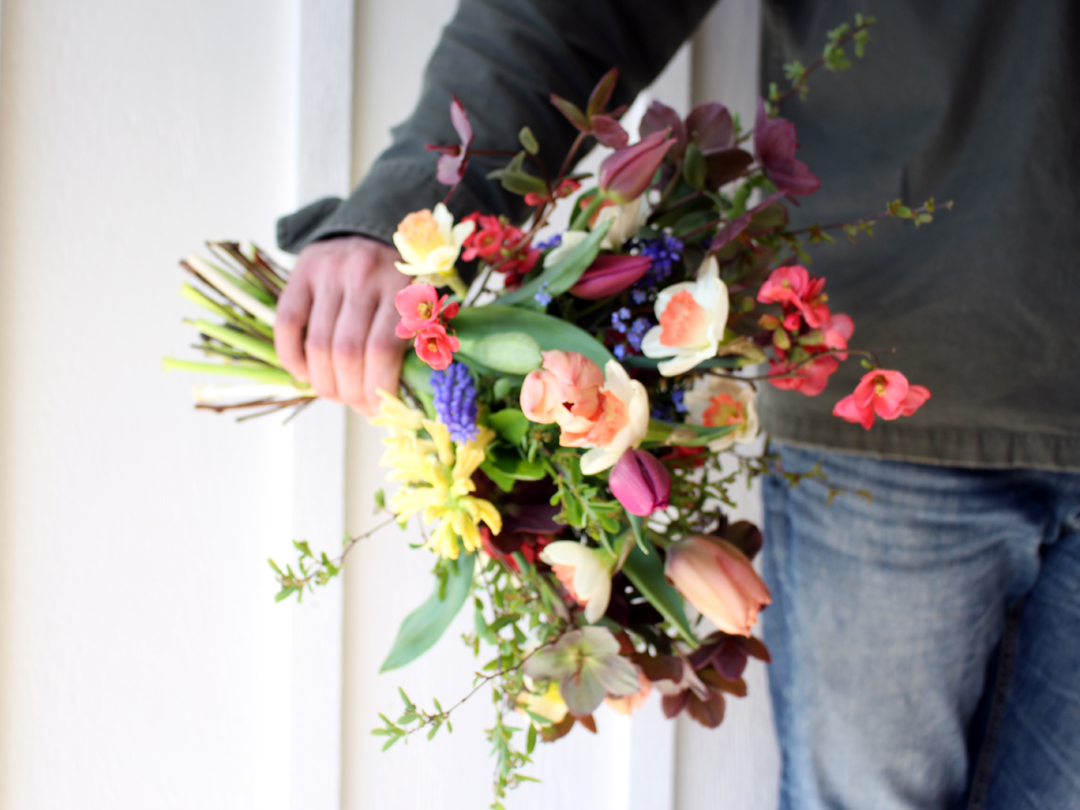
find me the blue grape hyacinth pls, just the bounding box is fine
[430,362,479,443]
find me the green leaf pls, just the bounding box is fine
[526,723,538,754]
[682,143,706,191]
[488,408,530,444]
[625,511,645,551]
[569,189,605,231]
[518,126,539,155]
[489,451,546,481]
[621,538,697,646]
[456,332,542,375]
[479,460,516,493]
[380,552,476,672]
[488,151,547,196]
[453,305,613,368]
[496,220,611,309]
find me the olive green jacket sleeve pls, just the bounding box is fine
[277,0,718,253]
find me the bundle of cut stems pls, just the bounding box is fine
[162,242,314,421]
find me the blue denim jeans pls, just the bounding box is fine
[761,442,1080,810]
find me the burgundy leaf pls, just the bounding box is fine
[704,148,753,188]
[685,103,734,154]
[640,100,686,158]
[586,68,619,120]
[686,692,726,729]
[661,691,690,719]
[712,638,750,680]
[591,114,629,149]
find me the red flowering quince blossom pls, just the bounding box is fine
[833,369,931,430]
[393,282,460,371]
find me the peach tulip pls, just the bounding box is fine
[665,535,771,636]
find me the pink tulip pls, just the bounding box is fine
[569,254,652,300]
[665,535,772,637]
[609,449,671,516]
[833,369,931,430]
[599,130,675,204]
[520,350,604,433]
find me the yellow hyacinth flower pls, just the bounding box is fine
[375,393,501,560]
[392,203,473,298]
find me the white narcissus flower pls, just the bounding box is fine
[539,541,612,624]
[392,203,474,295]
[594,196,647,249]
[641,255,730,376]
[684,377,760,452]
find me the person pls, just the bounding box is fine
[273,1,1080,808]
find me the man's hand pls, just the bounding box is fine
[275,235,410,416]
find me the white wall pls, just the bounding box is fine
[0,1,302,807]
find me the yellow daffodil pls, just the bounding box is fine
[375,392,501,560]
[392,203,473,298]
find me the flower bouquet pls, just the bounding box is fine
[164,15,945,804]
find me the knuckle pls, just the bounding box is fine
[305,333,332,357]
[332,338,364,364]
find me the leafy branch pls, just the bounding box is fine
[269,509,398,602]
[768,14,877,112]
[795,198,953,244]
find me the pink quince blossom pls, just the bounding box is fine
[767,355,839,397]
[413,324,459,371]
[833,370,931,430]
[821,312,854,358]
[757,265,830,329]
[393,283,457,337]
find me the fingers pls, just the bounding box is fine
[304,280,345,401]
[332,284,378,411]
[275,270,314,383]
[362,296,409,416]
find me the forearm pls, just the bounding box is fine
[278,0,718,253]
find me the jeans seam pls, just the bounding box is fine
[967,598,1025,810]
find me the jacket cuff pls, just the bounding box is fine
[275,159,487,255]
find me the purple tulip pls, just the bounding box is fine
[599,130,675,204]
[609,449,671,517]
[569,254,652,300]
[753,99,820,197]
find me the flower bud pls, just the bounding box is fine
[608,449,671,517]
[569,254,652,300]
[665,535,771,636]
[599,130,675,204]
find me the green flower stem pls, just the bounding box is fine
[161,357,298,386]
[184,253,277,326]
[180,284,274,339]
[190,319,280,366]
